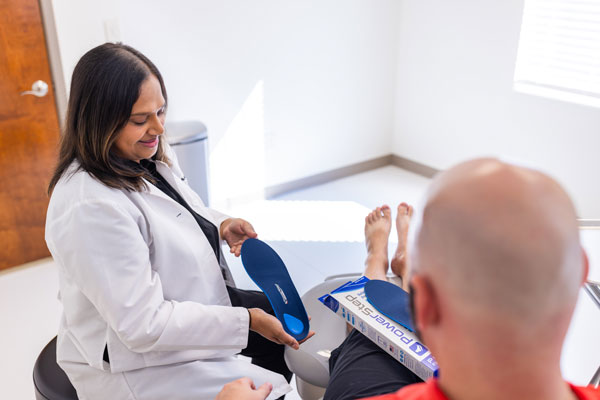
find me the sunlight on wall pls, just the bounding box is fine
[227,199,398,244]
[210,80,265,208]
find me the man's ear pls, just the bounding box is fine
[411,275,440,336]
[582,247,589,285]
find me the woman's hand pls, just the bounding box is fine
[249,308,315,350]
[215,377,272,400]
[220,218,258,257]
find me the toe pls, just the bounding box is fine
[382,205,391,220]
[367,210,376,223]
[398,203,408,215]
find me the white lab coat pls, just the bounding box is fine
[45,148,291,400]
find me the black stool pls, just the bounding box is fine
[33,336,78,400]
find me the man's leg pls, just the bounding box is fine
[226,286,293,382]
[325,203,420,399]
[363,205,392,280]
[391,203,413,291]
[324,329,421,400]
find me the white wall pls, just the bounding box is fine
[392,0,600,218]
[51,0,400,206]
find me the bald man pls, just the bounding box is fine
[217,158,599,400]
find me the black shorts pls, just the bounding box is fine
[324,329,422,400]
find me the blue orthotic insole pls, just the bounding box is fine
[240,238,310,341]
[364,279,415,332]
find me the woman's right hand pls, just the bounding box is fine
[249,308,300,349]
[248,308,305,350]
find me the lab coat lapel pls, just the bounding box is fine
[142,177,176,203]
[151,158,237,287]
[146,161,216,225]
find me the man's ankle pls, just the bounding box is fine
[366,253,388,265]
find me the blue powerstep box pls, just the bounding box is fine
[319,276,439,381]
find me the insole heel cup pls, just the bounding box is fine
[241,238,310,341]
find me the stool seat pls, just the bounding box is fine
[33,336,78,400]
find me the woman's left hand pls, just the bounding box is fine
[220,218,258,257]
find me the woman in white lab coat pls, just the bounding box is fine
[45,43,304,400]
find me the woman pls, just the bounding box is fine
[45,43,301,400]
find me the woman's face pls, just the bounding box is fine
[113,74,166,163]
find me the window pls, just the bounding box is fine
[514,0,600,108]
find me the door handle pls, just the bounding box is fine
[20,80,49,97]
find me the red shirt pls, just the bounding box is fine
[362,379,600,400]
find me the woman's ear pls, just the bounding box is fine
[410,275,440,338]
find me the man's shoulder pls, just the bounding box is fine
[361,380,445,400]
[362,382,600,400]
[571,384,600,399]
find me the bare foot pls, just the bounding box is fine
[390,203,413,282]
[364,205,392,281]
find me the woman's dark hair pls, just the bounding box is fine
[48,42,170,194]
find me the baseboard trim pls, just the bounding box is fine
[260,156,600,230]
[265,155,393,198]
[390,155,440,179]
[265,154,441,198]
[0,257,54,276]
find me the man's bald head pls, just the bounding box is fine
[410,158,584,330]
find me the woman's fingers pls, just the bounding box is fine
[278,332,299,350]
[231,219,253,234]
[271,321,298,348]
[230,244,242,257]
[242,221,258,238]
[251,309,301,349]
[228,234,258,257]
[298,331,316,345]
[223,219,258,256]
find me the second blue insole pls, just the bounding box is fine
[240,238,310,341]
[364,279,414,332]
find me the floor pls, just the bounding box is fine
[1,165,599,399]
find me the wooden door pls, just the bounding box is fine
[0,0,60,270]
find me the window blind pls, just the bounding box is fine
[514,0,600,108]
